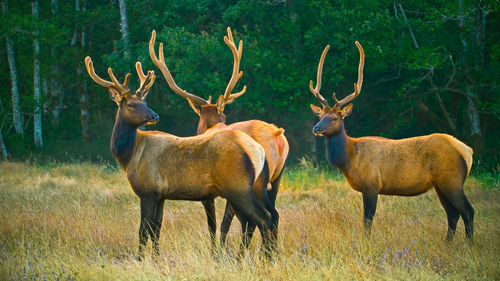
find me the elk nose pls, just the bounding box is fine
[150,113,159,121]
[313,126,320,133]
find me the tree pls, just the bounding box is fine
[33,0,42,148]
[2,0,23,136]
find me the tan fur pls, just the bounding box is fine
[125,129,266,200]
[442,134,473,176]
[206,120,289,183]
[343,133,473,196]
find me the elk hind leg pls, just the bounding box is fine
[436,184,474,243]
[362,191,378,235]
[201,199,217,254]
[227,192,273,259]
[435,187,460,242]
[219,201,235,250]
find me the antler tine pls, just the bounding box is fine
[107,67,131,94]
[149,30,209,105]
[221,27,246,103]
[85,56,115,88]
[135,61,147,87]
[135,62,156,96]
[309,45,330,107]
[335,41,365,108]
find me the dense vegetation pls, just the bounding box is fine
[0,0,499,169]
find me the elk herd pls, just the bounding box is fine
[84,27,475,260]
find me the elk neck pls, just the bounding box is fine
[324,123,351,170]
[110,110,138,169]
[197,106,226,135]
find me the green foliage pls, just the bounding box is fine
[0,0,498,166]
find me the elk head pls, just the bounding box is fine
[85,57,159,127]
[149,27,246,133]
[309,42,364,137]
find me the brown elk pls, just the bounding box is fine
[149,28,288,249]
[308,42,475,242]
[84,56,277,259]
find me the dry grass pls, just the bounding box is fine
[0,161,498,280]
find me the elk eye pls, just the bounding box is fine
[128,103,136,108]
[333,117,338,121]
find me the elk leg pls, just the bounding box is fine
[138,194,158,260]
[226,191,273,259]
[220,201,235,249]
[262,187,279,253]
[435,187,460,242]
[201,199,217,253]
[442,189,474,243]
[362,192,378,235]
[237,215,256,259]
[151,199,165,257]
[268,161,286,206]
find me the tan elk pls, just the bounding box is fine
[149,28,288,249]
[308,42,475,242]
[84,56,277,259]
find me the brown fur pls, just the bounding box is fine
[125,129,266,200]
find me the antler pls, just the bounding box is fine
[135,62,156,98]
[217,27,247,108]
[332,41,364,108]
[85,56,131,94]
[309,45,330,107]
[149,30,210,106]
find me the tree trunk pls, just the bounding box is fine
[74,0,90,141]
[80,0,89,141]
[118,0,130,57]
[2,0,23,136]
[33,0,43,148]
[0,130,8,160]
[50,0,62,126]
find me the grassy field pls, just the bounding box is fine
[0,160,498,280]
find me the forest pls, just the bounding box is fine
[0,0,499,169]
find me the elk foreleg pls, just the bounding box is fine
[202,199,217,254]
[138,194,159,260]
[362,192,378,235]
[151,199,165,257]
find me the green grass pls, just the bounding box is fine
[0,161,498,280]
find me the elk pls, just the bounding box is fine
[149,28,288,249]
[84,56,277,259]
[308,42,475,243]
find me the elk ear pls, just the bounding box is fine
[310,104,323,116]
[108,88,123,105]
[341,103,353,118]
[187,99,201,116]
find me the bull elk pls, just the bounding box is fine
[308,42,475,243]
[149,28,288,249]
[84,56,277,259]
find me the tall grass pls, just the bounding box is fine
[0,160,498,280]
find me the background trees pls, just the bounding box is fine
[0,0,498,168]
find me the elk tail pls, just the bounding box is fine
[273,128,285,136]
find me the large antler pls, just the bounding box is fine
[332,41,364,108]
[149,30,210,106]
[135,62,156,98]
[216,27,247,109]
[309,45,330,107]
[85,56,131,94]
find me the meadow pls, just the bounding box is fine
[0,160,498,280]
